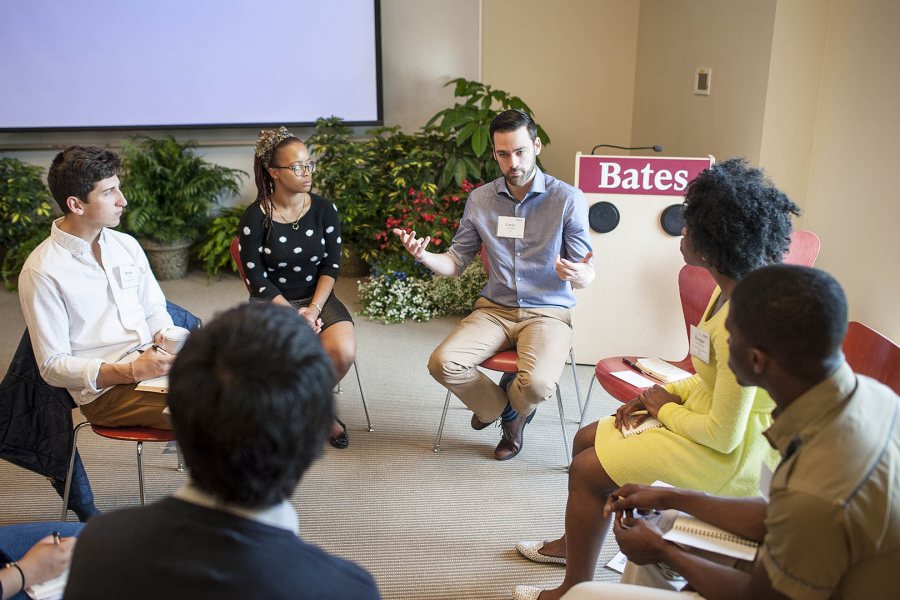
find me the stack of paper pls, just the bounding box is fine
[636,359,692,384]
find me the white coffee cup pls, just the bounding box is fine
[160,326,190,354]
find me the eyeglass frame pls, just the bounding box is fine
[269,161,317,176]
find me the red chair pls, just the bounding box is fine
[843,321,900,394]
[230,237,373,431]
[580,231,821,424]
[61,422,183,520]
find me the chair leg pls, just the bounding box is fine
[579,374,597,428]
[176,445,186,473]
[556,385,572,465]
[136,441,145,506]
[433,390,452,452]
[61,421,92,522]
[569,347,583,416]
[352,359,374,432]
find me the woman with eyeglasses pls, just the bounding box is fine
[238,126,355,449]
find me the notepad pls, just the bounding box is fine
[26,570,67,600]
[135,375,168,394]
[611,370,655,388]
[635,359,692,384]
[662,514,759,561]
[621,416,665,437]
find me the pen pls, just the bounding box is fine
[622,358,665,383]
[53,531,60,545]
[152,344,171,355]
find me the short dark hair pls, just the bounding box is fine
[490,109,537,144]
[47,145,121,213]
[167,303,334,508]
[731,265,848,380]
[683,158,800,279]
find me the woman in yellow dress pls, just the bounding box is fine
[513,159,801,600]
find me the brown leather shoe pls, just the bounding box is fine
[471,413,495,431]
[494,408,537,461]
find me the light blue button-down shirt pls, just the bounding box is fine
[445,169,592,309]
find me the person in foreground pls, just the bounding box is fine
[63,303,380,600]
[395,109,594,460]
[238,126,355,449]
[514,159,800,599]
[0,522,80,600]
[563,266,900,599]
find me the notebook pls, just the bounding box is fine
[26,570,67,600]
[135,375,168,394]
[635,358,692,384]
[620,416,665,438]
[662,514,759,561]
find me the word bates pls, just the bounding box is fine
[577,156,713,197]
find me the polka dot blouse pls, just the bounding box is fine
[237,194,342,301]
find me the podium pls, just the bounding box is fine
[571,154,714,365]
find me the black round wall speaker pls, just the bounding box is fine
[660,204,684,236]
[588,201,620,234]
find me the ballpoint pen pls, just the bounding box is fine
[622,358,665,382]
[52,531,60,545]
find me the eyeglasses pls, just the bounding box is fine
[270,161,317,176]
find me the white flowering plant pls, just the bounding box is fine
[358,257,487,324]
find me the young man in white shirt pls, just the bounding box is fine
[18,145,175,429]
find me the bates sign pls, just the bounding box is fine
[577,155,713,197]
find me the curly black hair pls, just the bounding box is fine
[683,158,801,279]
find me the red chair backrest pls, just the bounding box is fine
[784,230,820,267]
[230,237,252,294]
[843,321,900,394]
[678,265,717,341]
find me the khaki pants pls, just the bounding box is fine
[428,298,573,422]
[80,384,172,429]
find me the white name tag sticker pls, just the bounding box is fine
[497,216,525,239]
[119,264,140,289]
[690,324,711,364]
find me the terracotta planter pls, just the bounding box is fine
[141,239,193,280]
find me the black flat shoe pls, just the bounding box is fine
[329,418,349,449]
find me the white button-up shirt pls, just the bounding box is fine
[18,220,172,405]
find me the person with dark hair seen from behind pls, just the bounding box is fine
[514,159,801,599]
[63,303,381,600]
[565,266,900,599]
[17,145,179,521]
[395,109,594,461]
[238,126,355,449]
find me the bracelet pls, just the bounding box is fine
[309,301,323,314]
[5,561,25,594]
[129,361,137,383]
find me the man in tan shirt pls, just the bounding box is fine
[553,265,899,600]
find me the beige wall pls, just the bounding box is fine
[757,0,829,209]
[481,0,640,184]
[631,0,777,164]
[802,0,900,340]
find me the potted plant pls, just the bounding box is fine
[119,135,245,280]
[0,157,57,290]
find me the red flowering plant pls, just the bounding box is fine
[375,179,480,255]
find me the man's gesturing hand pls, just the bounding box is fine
[554,251,595,288]
[392,228,431,260]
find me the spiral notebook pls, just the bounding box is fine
[662,514,759,561]
[620,416,665,438]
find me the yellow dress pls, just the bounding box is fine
[594,289,780,497]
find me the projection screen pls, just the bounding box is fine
[0,0,382,130]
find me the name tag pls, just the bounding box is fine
[497,216,525,239]
[689,324,711,364]
[118,264,140,289]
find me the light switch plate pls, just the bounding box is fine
[694,68,711,95]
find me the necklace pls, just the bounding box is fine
[273,196,308,231]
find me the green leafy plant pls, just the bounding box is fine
[119,135,245,243]
[197,204,247,279]
[0,157,56,290]
[425,78,550,189]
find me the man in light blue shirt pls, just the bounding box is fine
[395,110,594,460]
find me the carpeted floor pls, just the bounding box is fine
[0,271,624,599]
